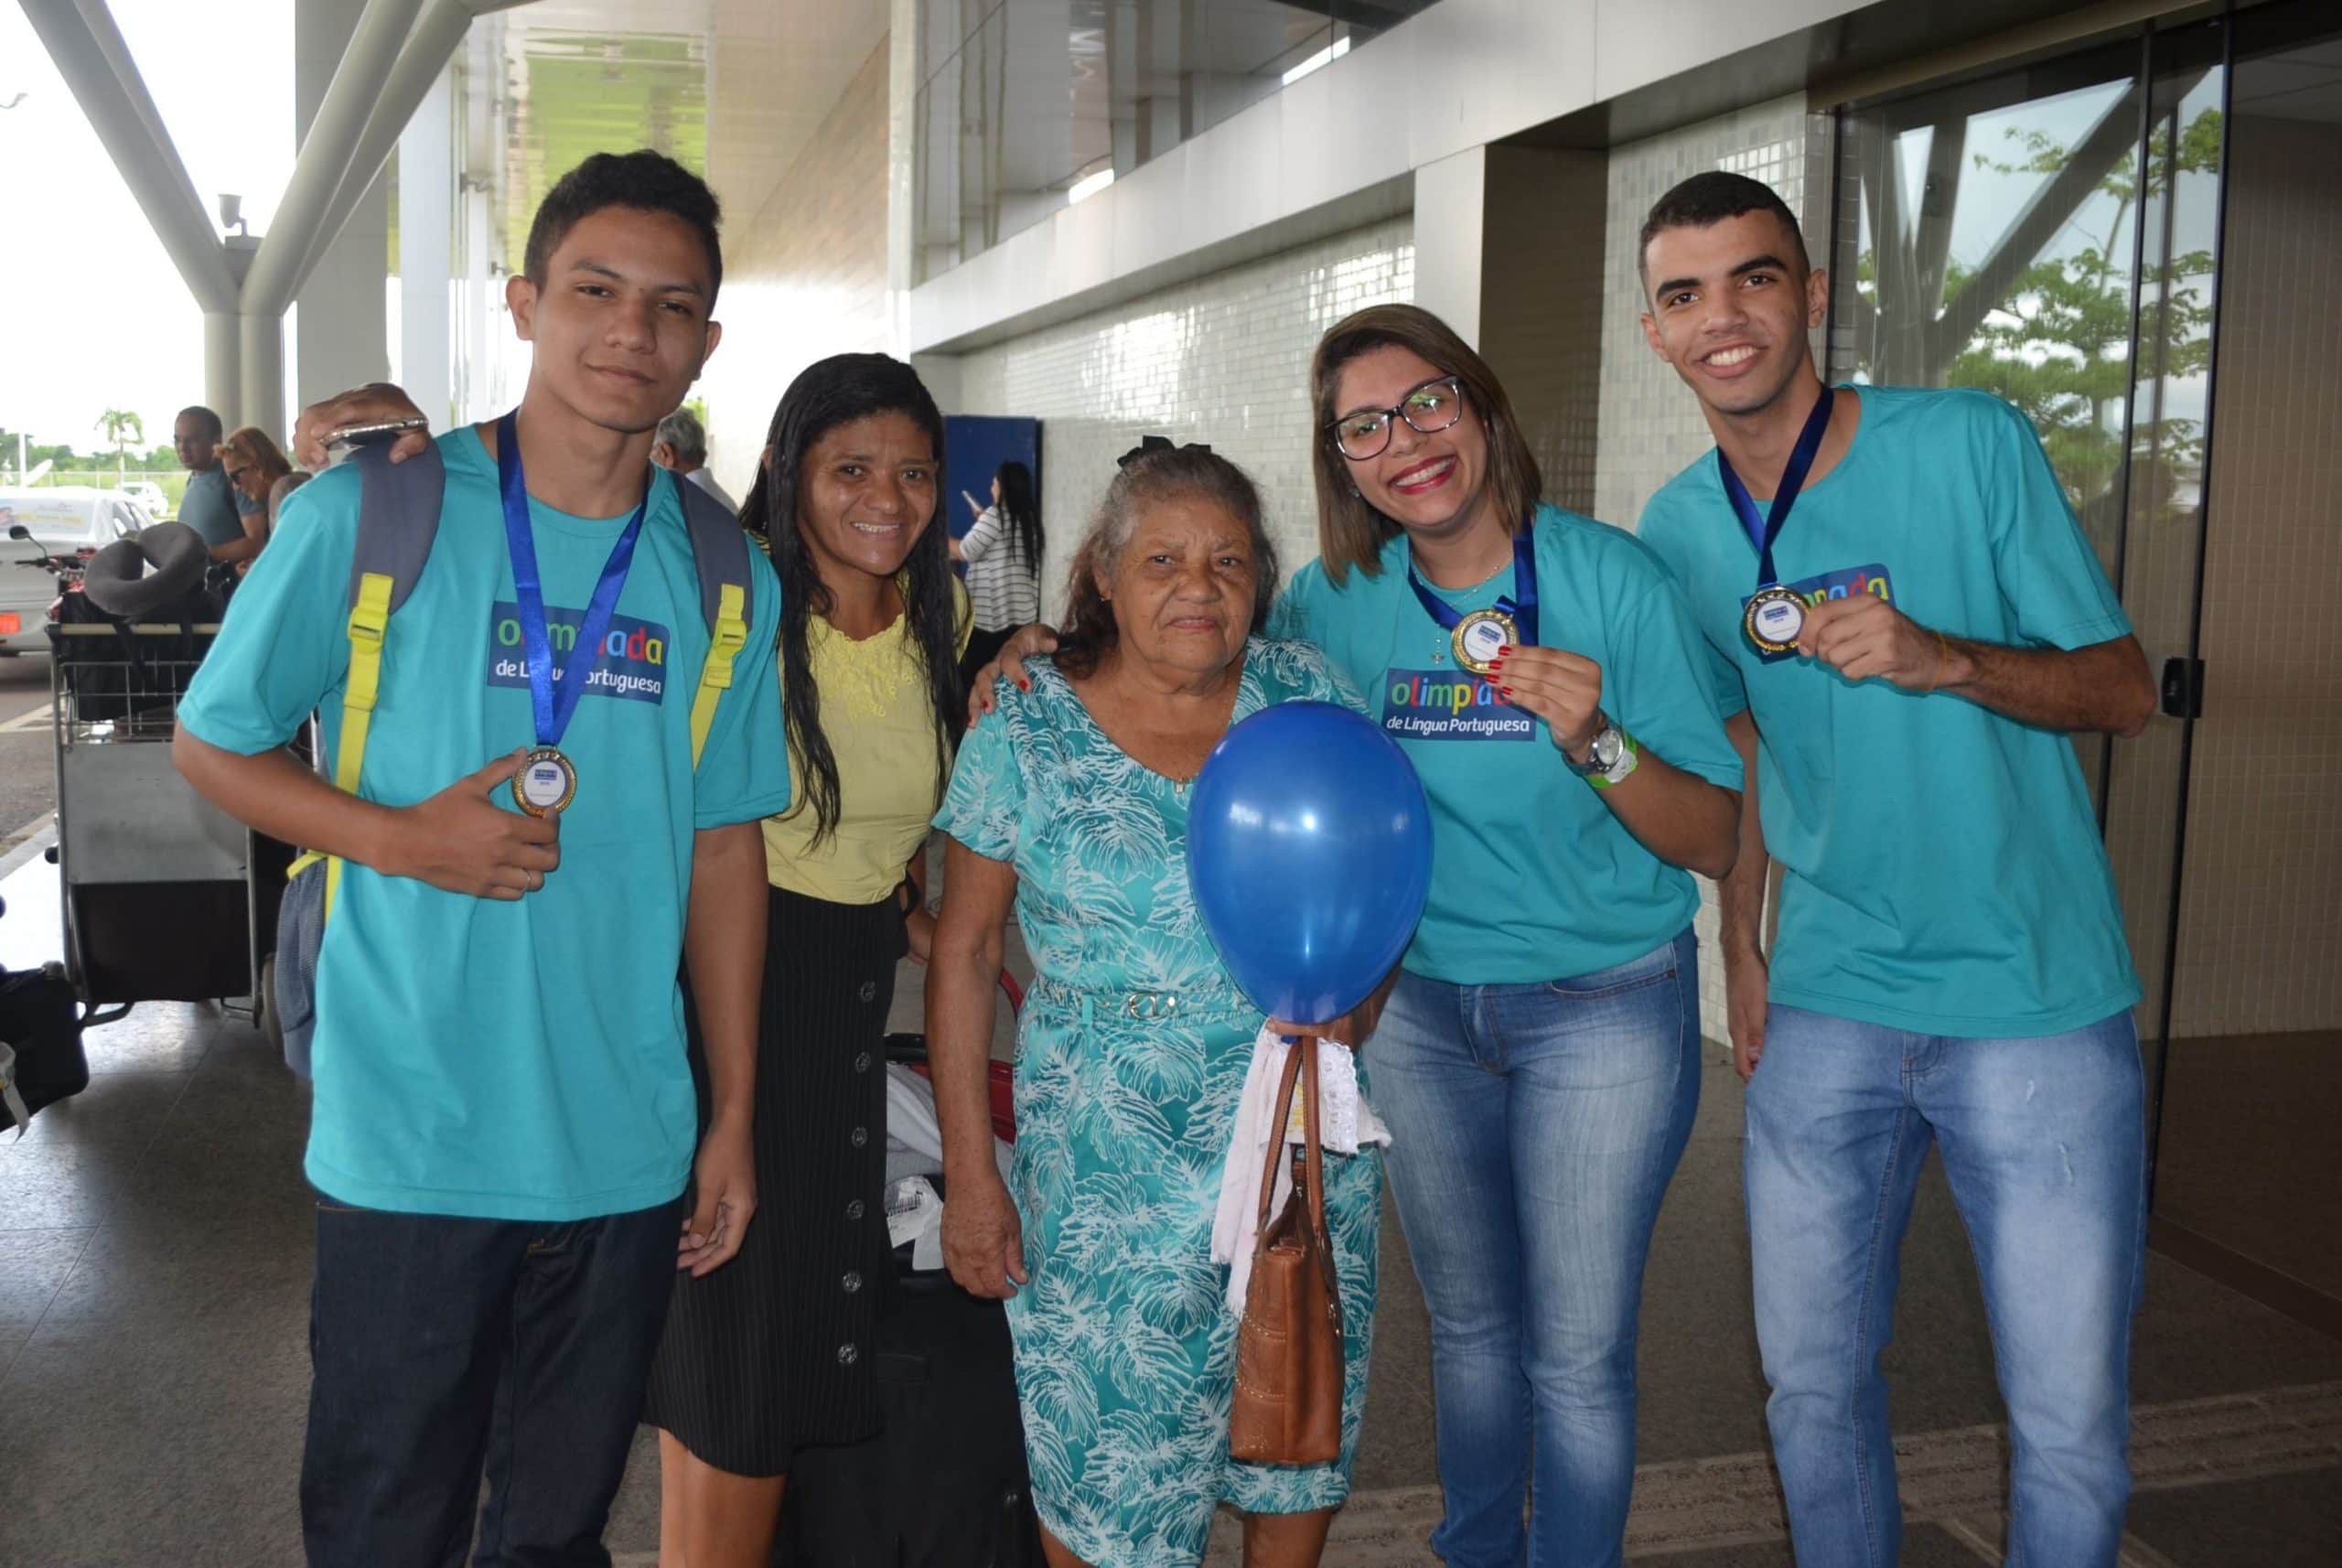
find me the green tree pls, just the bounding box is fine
[1852,105,2221,530]
[94,408,145,482]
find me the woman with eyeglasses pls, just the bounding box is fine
[972,305,1741,1568]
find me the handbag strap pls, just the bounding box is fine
[1298,1036,1329,1237]
[1255,1037,1305,1228]
[1252,1037,1331,1234]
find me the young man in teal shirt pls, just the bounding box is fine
[175,151,788,1568]
[1632,172,2157,1568]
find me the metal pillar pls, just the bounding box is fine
[238,315,286,447]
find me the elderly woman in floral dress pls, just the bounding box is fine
[924,442,1385,1568]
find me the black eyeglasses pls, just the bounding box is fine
[1327,376,1466,461]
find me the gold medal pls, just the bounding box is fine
[1743,586,1809,655]
[1451,607,1517,676]
[516,746,578,817]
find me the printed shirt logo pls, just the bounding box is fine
[1380,669,1534,742]
[1742,563,1895,664]
[487,601,671,704]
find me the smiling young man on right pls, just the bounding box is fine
[1629,171,2159,1568]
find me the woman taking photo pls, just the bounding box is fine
[641,351,969,1566]
[928,442,1381,1568]
[952,458,1043,683]
[972,306,1742,1568]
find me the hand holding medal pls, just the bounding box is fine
[1487,643,1606,759]
[1797,594,1958,690]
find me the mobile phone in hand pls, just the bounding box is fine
[325,417,429,467]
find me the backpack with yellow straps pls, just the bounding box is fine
[273,440,753,1077]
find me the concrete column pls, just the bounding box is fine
[239,314,287,440]
[398,65,456,427]
[1413,146,1488,349]
[291,0,392,416]
[203,313,242,431]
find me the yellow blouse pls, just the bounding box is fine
[762,580,970,905]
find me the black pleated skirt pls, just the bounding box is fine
[642,884,903,1476]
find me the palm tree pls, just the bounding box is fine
[94,408,143,482]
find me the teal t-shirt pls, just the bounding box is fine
[1273,504,1742,986]
[1636,385,2140,1037]
[179,427,790,1219]
[178,466,242,549]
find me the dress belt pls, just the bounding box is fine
[1025,974,1258,1023]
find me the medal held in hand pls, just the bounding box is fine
[1719,385,1834,658]
[1451,607,1517,676]
[1742,585,1808,655]
[1411,522,1540,678]
[516,746,578,818]
[497,409,650,818]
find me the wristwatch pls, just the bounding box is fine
[1564,714,1638,789]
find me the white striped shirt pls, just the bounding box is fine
[960,506,1042,631]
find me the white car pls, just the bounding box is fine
[120,480,170,518]
[0,488,154,653]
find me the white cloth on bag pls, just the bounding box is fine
[1210,1026,1391,1316]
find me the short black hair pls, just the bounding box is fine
[1638,171,1809,285]
[523,149,724,300]
[177,405,222,441]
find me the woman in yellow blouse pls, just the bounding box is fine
[641,353,968,1566]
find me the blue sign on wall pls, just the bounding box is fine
[943,415,1041,541]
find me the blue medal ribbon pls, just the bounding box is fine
[496,410,650,753]
[1716,385,1834,588]
[1406,520,1540,649]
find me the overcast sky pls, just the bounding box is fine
[1,1,293,452]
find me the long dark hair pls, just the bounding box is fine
[737,353,962,846]
[1055,444,1279,681]
[994,459,1042,575]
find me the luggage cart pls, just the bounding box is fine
[45,618,283,1028]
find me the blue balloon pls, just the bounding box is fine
[1186,701,1434,1025]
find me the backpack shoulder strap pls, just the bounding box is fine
[674,471,752,768]
[297,443,446,914]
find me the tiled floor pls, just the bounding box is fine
[5,843,2339,1566]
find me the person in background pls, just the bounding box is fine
[214,427,295,568]
[929,441,1380,1568]
[173,405,245,554]
[640,352,969,1568]
[653,405,739,512]
[951,459,1042,685]
[1632,171,2155,1568]
[243,469,313,576]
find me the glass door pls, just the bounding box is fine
[1830,18,2229,1150]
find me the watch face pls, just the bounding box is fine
[1591,728,1622,768]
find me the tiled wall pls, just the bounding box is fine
[1597,95,1835,1042]
[697,37,895,505]
[949,220,1418,618]
[1480,147,1608,515]
[2166,114,2342,1039]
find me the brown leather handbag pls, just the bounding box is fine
[1229,1038,1345,1465]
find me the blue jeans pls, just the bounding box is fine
[1370,929,1700,1568]
[301,1197,682,1568]
[1746,1005,2146,1568]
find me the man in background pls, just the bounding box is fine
[173,404,246,551]
[651,406,738,512]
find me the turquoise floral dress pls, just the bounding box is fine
[935,638,1382,1567]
